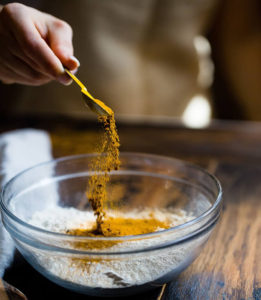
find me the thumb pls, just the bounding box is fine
[47,19,80,70]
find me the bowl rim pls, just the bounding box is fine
[0,152,222,244]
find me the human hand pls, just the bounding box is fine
[0,2,79,86]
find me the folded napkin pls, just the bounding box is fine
[0,129,52,277]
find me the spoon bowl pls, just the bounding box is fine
[65,69,112,116]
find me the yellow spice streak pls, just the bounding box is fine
[67,217,170,250]
[101,217,170,236]
[86,114,120,234]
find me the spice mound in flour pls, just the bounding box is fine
[66,216,170,249]
[87,113,120,234]
[67,216,170,237]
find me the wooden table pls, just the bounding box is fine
[1,117,261,300]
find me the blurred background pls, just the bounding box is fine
[1,0,261,128]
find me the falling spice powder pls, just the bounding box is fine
[61,68,174,240]
[86,113,121,234]
[81,112,172,240]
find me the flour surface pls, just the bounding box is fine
[29,207,197,288]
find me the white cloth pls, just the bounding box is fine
[0,129,52,277]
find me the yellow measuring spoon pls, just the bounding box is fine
[65,69,113,116]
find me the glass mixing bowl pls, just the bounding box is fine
[0,153,222,297]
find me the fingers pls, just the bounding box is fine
[47,19,79,70]
[3,27,56,78]
[7,17,64,77]
[0,3,80,86]
[0,54,50,84]
[47,18,80,85]
[0,20,52,84]
[45,18,79,85]
[0,63,51,86]
[0,37,49,81]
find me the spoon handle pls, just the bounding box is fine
[64,68,94,100]
[0,278,27,300]
[64,68,112,116]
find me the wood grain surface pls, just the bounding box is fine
[1,117,261,300]
[0,278,27,300]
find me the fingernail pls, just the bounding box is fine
[58,74,73,86]
[71,68,78,74]
[69,56,80,69]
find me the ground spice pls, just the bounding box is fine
[64,72,172,243]
[86,113,120,234]
[66,216,170,250]
[81,112,172,243]
[67,217,170,237]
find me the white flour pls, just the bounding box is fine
[28,207,201,289]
